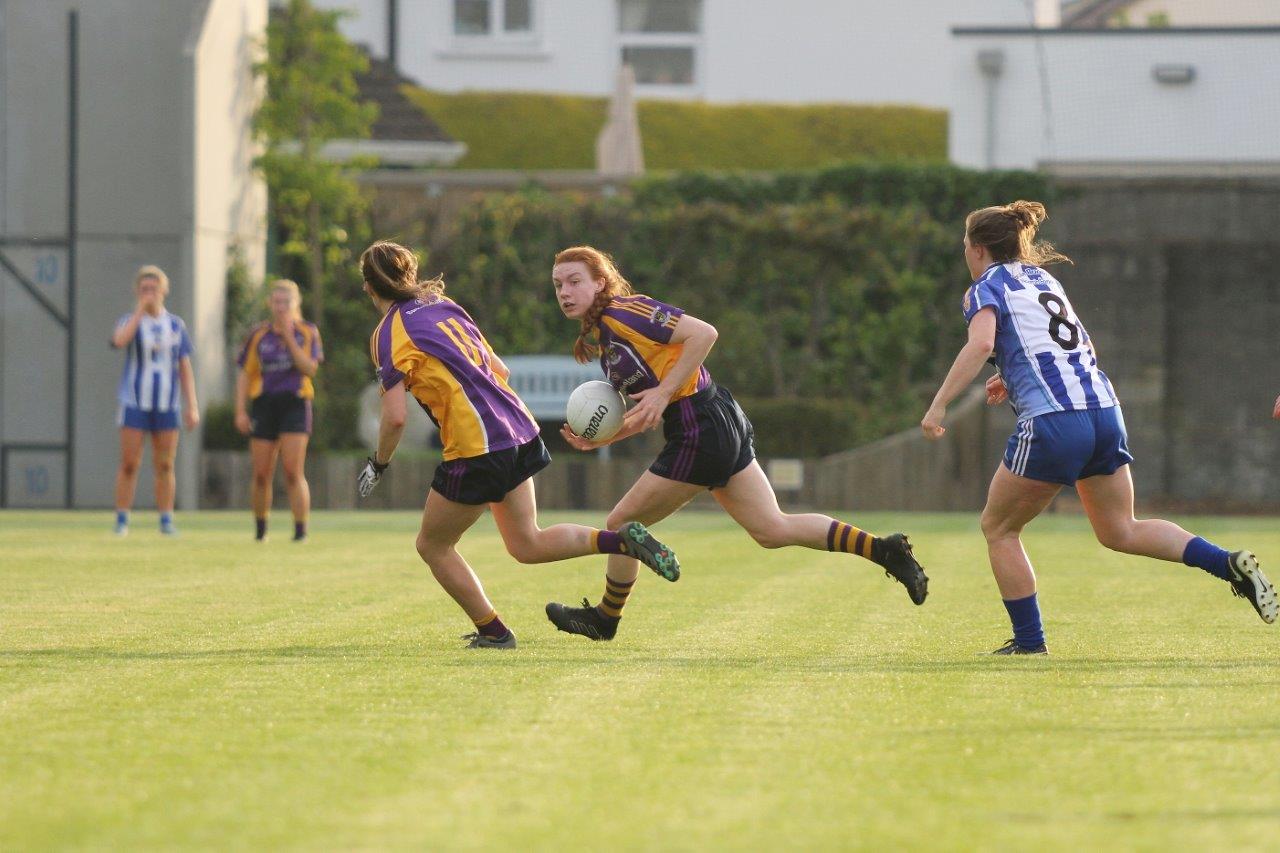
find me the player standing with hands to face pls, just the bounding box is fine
[923,201,1275,655]
[544,246,928,642]
[234,280,322,542]
[354,241,679,649]
[110,265,199,536]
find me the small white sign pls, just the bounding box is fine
[767,458,804,491]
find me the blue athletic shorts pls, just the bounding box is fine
[118,406,180,432]
[1003,406,1133,486]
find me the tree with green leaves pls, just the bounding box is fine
[253,0,377,335]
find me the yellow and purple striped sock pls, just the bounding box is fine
[827,520,881,562]
[593,529,626,555]
[598,576,635,619]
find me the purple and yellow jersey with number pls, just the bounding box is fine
[370,296,539,461]
[597,295,711,401]
[237,321,323,400]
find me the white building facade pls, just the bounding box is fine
[311,0,1057,106]
[0,0,267,509]
[948,26,1280,170]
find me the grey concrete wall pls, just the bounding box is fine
[0,0,265,509]
[1048,176,1280,508]
[823,176,1280,512]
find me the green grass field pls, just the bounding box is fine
[3,510,1278,850]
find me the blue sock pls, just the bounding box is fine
[1182,536,1232,581]
[115,510,129,526]
[159,512,174,529]
[1002,593,1045,649]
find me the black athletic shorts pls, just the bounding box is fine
[431,436,552,505]
[649,383,755,489]
[250,392,312,440]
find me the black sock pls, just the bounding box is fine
[293,521,306,540]
[255,517,267,540]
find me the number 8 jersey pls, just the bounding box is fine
[370,296,539,460]
[963,261,1119,421]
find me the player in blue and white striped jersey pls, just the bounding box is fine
[923,201,1274,653]
[109,265,200,536]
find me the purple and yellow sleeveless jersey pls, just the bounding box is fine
[597,295,711,401]
[370,296,539,461]
[237,321,323,399]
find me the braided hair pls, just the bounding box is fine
[360,240,445,304]
[555,246,634,363]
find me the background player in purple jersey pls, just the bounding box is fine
[234,280,323,542]
[923,201,1275,654]
[353,240,679,649]
[110,265,200,536]
[544,246,929,642]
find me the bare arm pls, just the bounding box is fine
[375,382,408,465]
[234,371,252,435]
[178,357,200,431]
[489,351,511,382]
[281,328,319,377]
[234,371,250,417]
[560,414,647,452]
[625,314,719,433]
[110,307,144,349]
[921,308,996,440]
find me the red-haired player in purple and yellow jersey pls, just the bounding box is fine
[544,246,931,642]
[354,240,679,649]
[234,280,322,542]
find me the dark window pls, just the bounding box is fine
[619,0,702,33]
[622,46,695,85]
[454,0,490,34]
[504,0,532,32]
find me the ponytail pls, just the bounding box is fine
[360,240,446,303]
[965,200,1071,267]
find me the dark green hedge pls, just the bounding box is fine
[432,189,983,444]
[633,162,1055,224]
[226,163,1055,455]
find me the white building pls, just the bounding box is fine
[1,0,266,509]
[948,25,1280,171]
[311,0,1060,107]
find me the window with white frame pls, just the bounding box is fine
[453,0,534,38]
[617,0,701,88]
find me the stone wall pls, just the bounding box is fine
[1050,176,1280,509]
